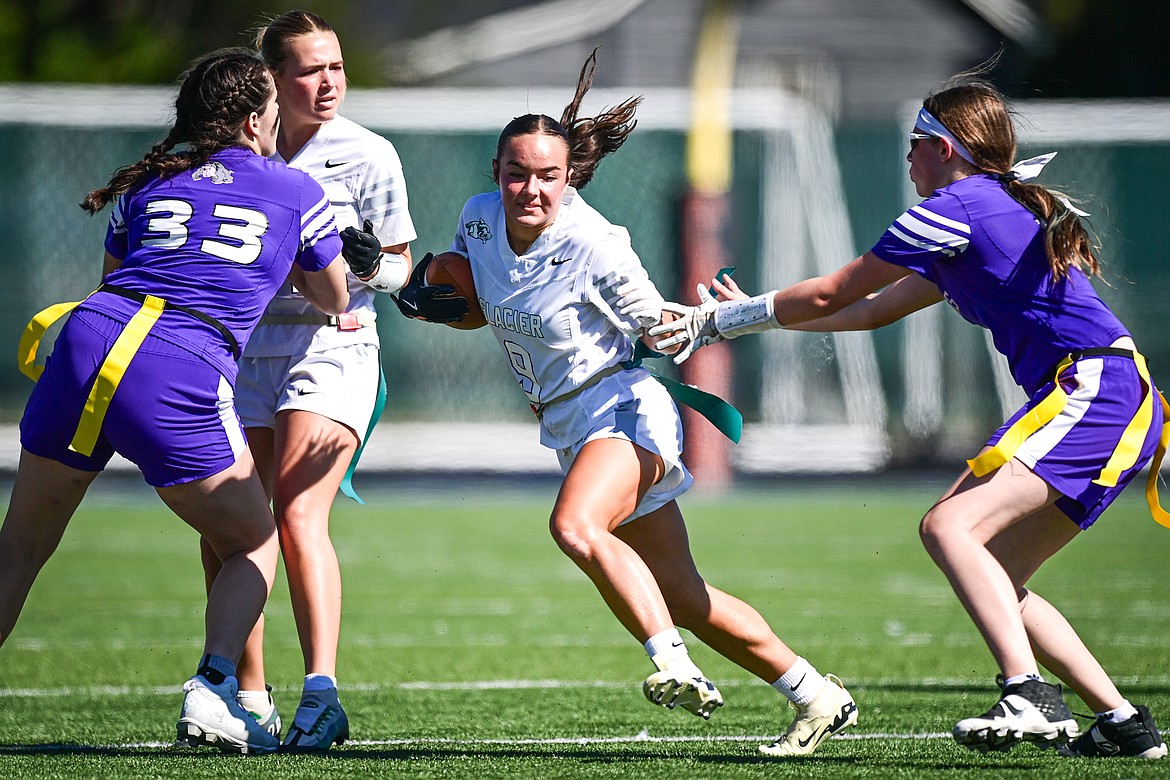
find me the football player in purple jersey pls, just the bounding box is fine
[0,47,348,755]
[192,10,430,753]
[653,67,1167,760]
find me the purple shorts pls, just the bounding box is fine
[986,352,1163,529]
[20,308,247,487]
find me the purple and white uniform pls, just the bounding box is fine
[872,174,1161,527]
[21,147,341,486]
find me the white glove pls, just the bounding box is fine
[615,276,667,329]
[648,284,722,365]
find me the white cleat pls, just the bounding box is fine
[175,675,280,755]
[953,679,1078,753]
[759,674,858,757]
[643,663,724,720]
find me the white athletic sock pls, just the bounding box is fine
[304,673,338,693]
[1002,672,1044,688]
[771,657,825,706]
[644,628,701,675]
[237,688,274,717]
[1099,702,1139,724]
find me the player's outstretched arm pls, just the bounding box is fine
[785,273,943,332]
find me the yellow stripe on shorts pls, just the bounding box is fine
[967,355,1074,478]
[1095,351,1155,487]
[17,299,85,381]
[68,294,165,456]
[1145,390,1170,529]
[967,350,1170,528]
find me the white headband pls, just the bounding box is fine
[915,108,1089,217]
[915,107,977,165]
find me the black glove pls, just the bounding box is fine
[340,219,382,278]
[391,252,472,323]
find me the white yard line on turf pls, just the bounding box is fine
[3,675,1170,697]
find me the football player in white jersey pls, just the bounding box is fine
[194,11,461,753]
[397,50,858,758]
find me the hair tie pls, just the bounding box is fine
[1008,152,1056,182]
[1001,152,1092,217]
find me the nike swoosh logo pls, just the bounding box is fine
[550,257,571,265]
[797,702,857,748]
[324,160,349,168]
[830,701,858,731]
[1001,700,1027,718]
[671,641,685,648]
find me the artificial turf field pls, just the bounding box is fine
[0,472,1167,779]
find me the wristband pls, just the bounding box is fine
[714,291,783,339]
[358,253,410,293]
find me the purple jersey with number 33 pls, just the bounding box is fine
[100,146,340,377]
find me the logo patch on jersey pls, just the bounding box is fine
[191,161,233,185]
[324,160,349,168]
[550,256,571,266]
[465,218,492,243]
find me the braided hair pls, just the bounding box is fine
[924,76,1099,282]
[494,48,641,190]
[81,47,274,213]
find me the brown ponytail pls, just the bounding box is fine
[494,48,641,189]
[924,73,1100,281]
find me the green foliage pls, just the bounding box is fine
[0,0,370,84]
[0,476,1167,777]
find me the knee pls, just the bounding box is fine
[274,499,326,546]
[207,519,277,564]
[918,508,952,560]
[549,512,605,566]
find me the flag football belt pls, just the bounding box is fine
[528,343,743,444]
[259,311,376,331]
[17,284,238,457]
[529,363,625,419]
[966,347,1170,528]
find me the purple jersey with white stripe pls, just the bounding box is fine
[100,146,341,377]
[871,175,1128,395]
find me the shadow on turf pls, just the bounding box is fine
[860,681,1170,696]
[309,745,869,767]
[0,743,1056,771]
[0,745,163,757]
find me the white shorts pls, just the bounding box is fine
[553,373,693,523]
[235,343,381,439]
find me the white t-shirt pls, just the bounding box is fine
[452,187,658,448]
[245,115,417,357]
